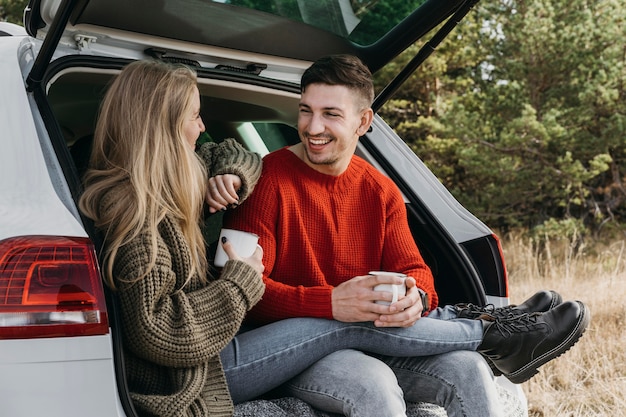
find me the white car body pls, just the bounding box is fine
[0,32,126,417]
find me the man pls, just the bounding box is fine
[225,54,589,416]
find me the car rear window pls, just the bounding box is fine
[226,0,429,45]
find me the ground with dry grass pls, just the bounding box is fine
[501,233,626,416]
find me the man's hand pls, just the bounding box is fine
[206,174,241,213]
[331,274,410,323]
[375,276,425,328]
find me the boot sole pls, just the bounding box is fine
[504,300,590,384]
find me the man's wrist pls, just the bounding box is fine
[417,288,429,315]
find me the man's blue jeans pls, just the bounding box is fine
[220,306,501,416]
[285,349,504,417]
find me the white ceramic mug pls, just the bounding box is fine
[214,228,259,267]
[370,271,407,305]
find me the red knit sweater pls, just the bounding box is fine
[225,147,438,323]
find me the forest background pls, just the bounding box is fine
[2,0,625,415]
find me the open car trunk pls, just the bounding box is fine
[41,56,516,417]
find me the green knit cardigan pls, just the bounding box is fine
[109,139,265,417]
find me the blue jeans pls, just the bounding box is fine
[285,349,408,417]
[220,307,484,406]
[283,307,505,417]
[285,349,503,417]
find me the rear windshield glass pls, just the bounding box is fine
[225,0,429,45]
[75,0,439,66]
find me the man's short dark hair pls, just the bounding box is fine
[301,55,375,110]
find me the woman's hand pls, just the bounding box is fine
[206,174,241,213]
[220,237,264,276]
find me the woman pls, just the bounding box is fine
[79,60,265,417]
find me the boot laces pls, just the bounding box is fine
[456,303,494,317]
[457,303,520,320]
[488,312,541,337]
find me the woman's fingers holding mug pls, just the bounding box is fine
[244,244,264,275]
[218,236,264,275]
[253,244,263,258]
[220,236,238,260]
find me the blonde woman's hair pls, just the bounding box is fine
[79,60,208,289]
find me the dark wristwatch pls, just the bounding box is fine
[417,288,429,316]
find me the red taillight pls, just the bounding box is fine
[0,235,109,339]
[492,233,509,298]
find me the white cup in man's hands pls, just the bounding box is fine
[370,271,407,305]
[214,228,259,267]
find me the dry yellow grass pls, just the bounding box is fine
[501,233,626,416]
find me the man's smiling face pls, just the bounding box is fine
[297,83,372,176]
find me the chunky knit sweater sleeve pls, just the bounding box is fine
[196,138,262,203]
[113,216,264,368]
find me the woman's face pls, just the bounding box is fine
[182,86,205,148]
